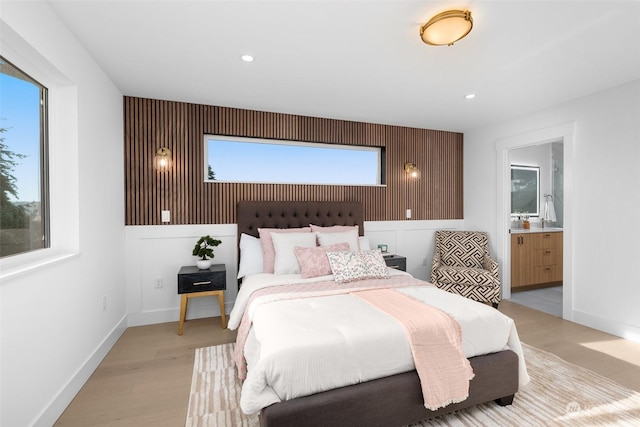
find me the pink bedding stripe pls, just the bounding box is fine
[352,288,474,411]
[234,275,428,380]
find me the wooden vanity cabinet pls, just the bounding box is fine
[511,234,533,288]
[511,232,563,290]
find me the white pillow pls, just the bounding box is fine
[258,227,312,274]
[237,233,264,279]
[358,236,371,251]
[316,230,360,251]
[271,232,318,275]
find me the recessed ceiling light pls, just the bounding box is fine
[241,54,254,62]
[464,93,476,100]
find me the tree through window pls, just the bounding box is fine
[0,56,49,257]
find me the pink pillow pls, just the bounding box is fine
[310,224,359,234]
[258,227,311,273]
[294,242,350,278]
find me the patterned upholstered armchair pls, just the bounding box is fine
[431,230,501,308]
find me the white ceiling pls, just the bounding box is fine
[48,0,640,132]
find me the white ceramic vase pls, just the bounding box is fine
[196,259,212,270]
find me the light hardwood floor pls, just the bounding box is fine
[55,300,640,426]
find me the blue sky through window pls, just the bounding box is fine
[0,72,41,202]
[207,137,381,185]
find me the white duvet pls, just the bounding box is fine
[228,270,530,415]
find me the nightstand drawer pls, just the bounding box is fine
[178,264,226,294]
[383,255,406,272]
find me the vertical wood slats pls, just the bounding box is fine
[124,97,463,225]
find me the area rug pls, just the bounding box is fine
[186,343,640,426]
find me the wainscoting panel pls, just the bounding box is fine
[124,97,463,225]
[124,220,464,326]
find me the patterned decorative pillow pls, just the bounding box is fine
[258,227,312,273]
[326,250,390,284]
[294,242,350,278]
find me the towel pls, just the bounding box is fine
[544,197,556,222]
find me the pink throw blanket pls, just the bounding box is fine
[353,288,474,410]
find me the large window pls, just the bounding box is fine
[205,135,384,186]
[0,56,49,258]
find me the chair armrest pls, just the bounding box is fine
[484,255,499,279]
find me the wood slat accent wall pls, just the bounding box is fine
[124,97,463,225]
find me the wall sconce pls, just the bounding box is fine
[154,147,172,171]
[420,10,473,46]
[404,162,421,179]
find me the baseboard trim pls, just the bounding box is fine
[33,314,127,427]
[572,309,640,344]
[127,301,232,327]
[511,282,563,292]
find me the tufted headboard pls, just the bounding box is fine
[236,201,363,286]
[237,201,364,239]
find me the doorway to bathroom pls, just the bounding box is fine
[495,122,574,320]
[507,142,564,317]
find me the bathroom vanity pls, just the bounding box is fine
[511,228,563,290]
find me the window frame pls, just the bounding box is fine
[0,26,80,280]
[204,135,386,186]
[0,55,50,258]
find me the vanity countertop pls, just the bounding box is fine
[510,227,563,234]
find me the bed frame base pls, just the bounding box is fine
[260,349,519,427]
[235,201,520,427]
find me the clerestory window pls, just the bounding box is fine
[205,135,384,186]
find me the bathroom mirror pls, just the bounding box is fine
[511,165,539,217]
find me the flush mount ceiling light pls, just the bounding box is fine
[241,54,254,62]
[420,10,473,46]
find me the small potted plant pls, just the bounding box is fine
[192,235,222,269]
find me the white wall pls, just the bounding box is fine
[465,79,640,343]
[4,4,637,425]
[125,220,464,326]
[0,2,126,426]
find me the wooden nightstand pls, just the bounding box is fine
[383,255,406,272]
[177,264,227,335]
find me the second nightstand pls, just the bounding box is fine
[383,255,407,272]
[177,264,227,335]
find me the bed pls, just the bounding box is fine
[231,201,529,427]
